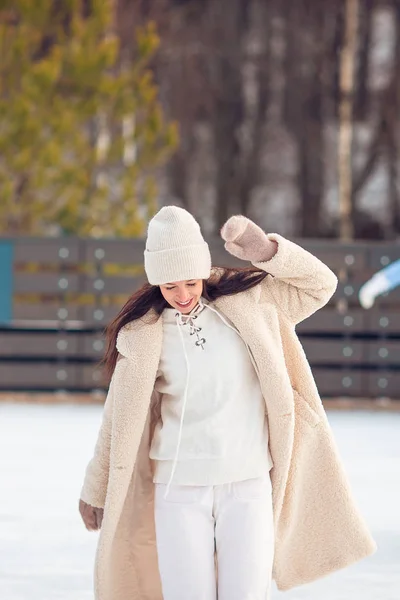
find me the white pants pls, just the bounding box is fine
[154,474,274,600]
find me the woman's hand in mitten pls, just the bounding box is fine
[220,215,278,263]
[79,498,104,531]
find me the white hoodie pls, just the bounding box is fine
[149,298,274,488]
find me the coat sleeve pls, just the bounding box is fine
[252,233,338,326]
[80,356,122,508]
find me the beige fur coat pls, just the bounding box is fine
[80,233,377,599]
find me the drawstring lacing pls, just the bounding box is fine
[175,302,206,350]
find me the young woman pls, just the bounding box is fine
[79,206,376,600]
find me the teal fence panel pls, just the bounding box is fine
[0,240,13,323]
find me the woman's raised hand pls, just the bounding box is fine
[220,215,278,263]
[79,498,104,531]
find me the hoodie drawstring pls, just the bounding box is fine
[163,300,206,499]
[163,318,191,499]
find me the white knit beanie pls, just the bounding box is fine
[144,206,212,285]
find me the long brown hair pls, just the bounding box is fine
[98,265,267,383]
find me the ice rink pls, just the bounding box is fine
[0,401,399,600]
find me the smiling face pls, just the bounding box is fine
[159,279,203,313]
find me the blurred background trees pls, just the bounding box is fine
[119,0,400,238]
[1,0,399,239]
[0,0,177,236]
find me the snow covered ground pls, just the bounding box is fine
[0,402,398,600]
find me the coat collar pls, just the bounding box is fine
[116,308,162,359]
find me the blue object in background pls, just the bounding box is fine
[359,257,400,309]
[0,241,14,323]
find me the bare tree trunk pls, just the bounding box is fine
[238,0,272,216]
[387,126,400,235]
[386,0,400,235]
[168,144,192,210]
[329,3,345,120]
[283,1,325,237]
[298,88,325,237]
[213,68,244,229]
[338,0,359,241]
[354,0,373,120]
[209,0,250,230]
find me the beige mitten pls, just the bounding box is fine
[220,215,278,262]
